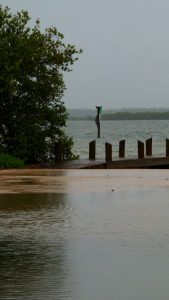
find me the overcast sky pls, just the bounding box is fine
[1,0,169,109]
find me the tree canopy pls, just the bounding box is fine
[0,6,82,162]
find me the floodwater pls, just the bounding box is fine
[1,170,169,299]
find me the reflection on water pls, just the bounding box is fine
[0,193,73,300]
[0,193,67,211]
[0,239,70,299]
[1,191,169,299]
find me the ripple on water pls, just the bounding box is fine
[0,190,169,299]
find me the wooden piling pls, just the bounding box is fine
[119,140,125,158]
[54,142,63,161]
[138,140,144,159]
[97,122,100,138]
[105,142,112,161]
[89,140,96,160]
[146,138,152,156]
[166,139,169,157]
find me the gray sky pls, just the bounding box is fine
[1,0,169,109]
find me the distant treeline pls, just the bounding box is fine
[102,111,169,120]
[69,111,169,120]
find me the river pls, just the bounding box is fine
[1,169,169,299]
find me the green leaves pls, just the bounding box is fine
[0,6,82,162]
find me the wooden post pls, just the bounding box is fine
[119,140,125,158]
[95,106,102,138]
[146,138,152,156]
[166,139,169,157]
[138,140,144,159]
[54,142,63,161]
[89,140,96,160]
[97,122,100,138]
[105,142,112,161]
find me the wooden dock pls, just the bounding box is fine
[51,138,169,169]
[41,156,169,169]
[105,156,169,169]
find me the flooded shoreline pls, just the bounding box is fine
[0,168,169,193]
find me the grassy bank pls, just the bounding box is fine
[0,153,24,168]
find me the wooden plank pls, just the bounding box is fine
[166,139,169,157]
[119,140,125,158]
[105,142,112,161]
[89,140,96,160]
[146,138,152,156]
[40,156,169,169]
[138,140,144,159]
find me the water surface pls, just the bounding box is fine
[1,188,169,300]
[67,120,169,158]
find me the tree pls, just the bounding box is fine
[0,6,82,162]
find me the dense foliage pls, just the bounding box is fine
[0,6,82,162]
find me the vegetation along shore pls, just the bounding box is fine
[68,109,169,120]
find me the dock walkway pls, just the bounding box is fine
[41,156,169,169]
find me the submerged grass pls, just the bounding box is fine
[0,153,24,168]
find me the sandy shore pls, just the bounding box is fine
[0,169,169,193]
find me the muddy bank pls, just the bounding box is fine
[0,169,169,193]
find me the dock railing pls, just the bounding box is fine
[88,138,169,161]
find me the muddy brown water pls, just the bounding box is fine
[1,169,169,300]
